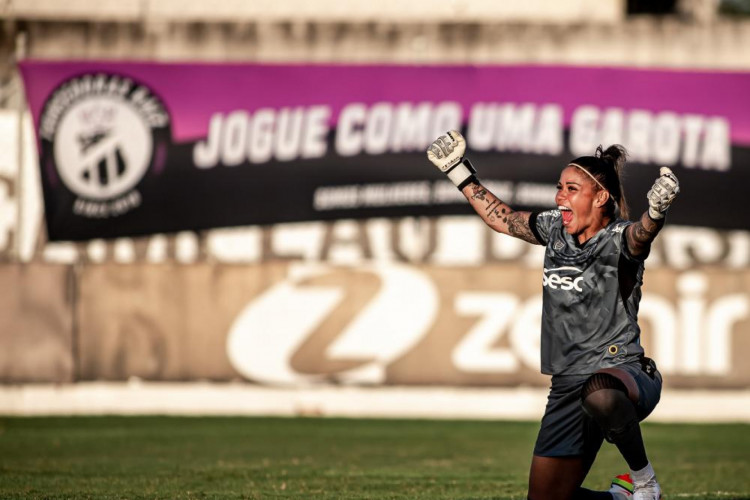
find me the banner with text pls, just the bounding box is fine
[19,61,750,240]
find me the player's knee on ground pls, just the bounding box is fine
[581,373,638,443]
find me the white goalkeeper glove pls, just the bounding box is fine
[647,166,680,220]
[426,130,477,190]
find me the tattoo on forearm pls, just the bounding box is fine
[507,212,539,244]
[470,185,488,201]
[489,206,508,224]
[465,182,538,244]
[485,201,507,223]
[632,223,654,242]
[471,186,506,223]
[627,212,664,255]
[486,200,500,214]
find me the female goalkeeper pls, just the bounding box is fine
[427,131,679,500]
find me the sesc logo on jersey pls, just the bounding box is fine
[39,73,170,218]
[542,266,584,292]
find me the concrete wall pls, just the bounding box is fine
[1,1,748,420]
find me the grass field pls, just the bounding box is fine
[0,417,748,499]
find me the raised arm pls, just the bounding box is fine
[625,166,680,258]
[461,181,539,244]
[427,130,540,245]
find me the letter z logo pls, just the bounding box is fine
[542,266,584,292]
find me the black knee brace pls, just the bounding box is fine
[581,373,638,443]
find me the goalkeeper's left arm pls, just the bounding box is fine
[427,130,541,245]
[625,166,680,258]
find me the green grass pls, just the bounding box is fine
[0,417,747,499]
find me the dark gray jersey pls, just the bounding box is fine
[529,210,646,375]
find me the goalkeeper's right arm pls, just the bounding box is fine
[426,130,541,245]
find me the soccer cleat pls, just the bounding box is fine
[609,473,634,499]
[632,476,662,500]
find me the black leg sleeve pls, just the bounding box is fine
[581,374,649,471]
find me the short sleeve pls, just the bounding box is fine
[529,210,560,246]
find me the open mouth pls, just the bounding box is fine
[559,205,573,226]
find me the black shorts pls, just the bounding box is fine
[533,359,662,459]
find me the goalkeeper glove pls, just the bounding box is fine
[647,166,680,220]
[426,130,477,190]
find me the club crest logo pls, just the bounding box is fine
[39,73,170,218]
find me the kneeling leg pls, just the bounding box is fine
[581,373,648,471]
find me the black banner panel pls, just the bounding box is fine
[19,62,750,240]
